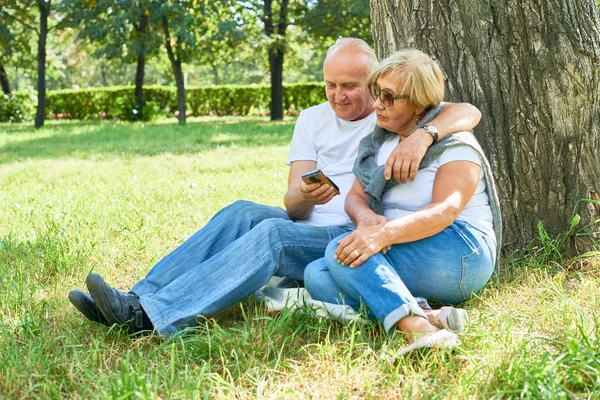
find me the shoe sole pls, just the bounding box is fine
[439,307,468,332]
[68,289,108,325]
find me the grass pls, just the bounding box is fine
[1,117,599,399]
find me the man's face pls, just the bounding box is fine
[323,48,374,121]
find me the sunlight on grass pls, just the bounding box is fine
[0,119,599,398]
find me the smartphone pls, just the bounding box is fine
[301,169,340,195]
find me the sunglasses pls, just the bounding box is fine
[369,83,410,107]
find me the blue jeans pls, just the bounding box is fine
[131,200,349,336]
[304,220,495,334]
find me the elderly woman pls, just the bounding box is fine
[304,49,501,355]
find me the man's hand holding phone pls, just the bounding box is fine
[299,169,340,205]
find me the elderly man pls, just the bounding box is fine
[69,38,481,336]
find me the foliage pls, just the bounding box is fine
[0,83,327,121]
[534,200,600,266]
[0,1,36,70]
[68,0,163,63]
[0,91,35,122]
[1,0,372,92]
[297,0,372,48]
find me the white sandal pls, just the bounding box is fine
[437,306,468,332]
[394,329,461,357]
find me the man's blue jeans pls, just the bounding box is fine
[131,200,349,336]
[304,220,495,334]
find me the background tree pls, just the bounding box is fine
[239,0,372,120]
[262,0,291,121]
[298,0,371,48]
[370,0,600,254]
[196,2,248,85]
[235,0,293,121]
[0,20,16,93]
[0,18,27,93]
[69,0,162,119]
[1,0,72,128]
[156,0,242,125]
[159,2,190,125]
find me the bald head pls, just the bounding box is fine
[323,38,378,121]
[325,38,378,74]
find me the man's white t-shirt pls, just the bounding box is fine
[376,135,496,246]
[287,102,376,228]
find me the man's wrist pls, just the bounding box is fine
[414,127,435,146]
[422,124,439,145]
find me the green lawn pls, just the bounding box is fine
[1,118,598,399]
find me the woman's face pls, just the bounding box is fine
[372,73,421,137]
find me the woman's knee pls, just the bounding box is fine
[324,233,350,265]
[304,259,327,295]
[304,258,341,303]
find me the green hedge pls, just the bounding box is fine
[0,92,36,122]
[0,83,327,122]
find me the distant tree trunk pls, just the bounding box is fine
[370,0,600,254]
[135,54,145,117]
[0,65,10,94]
[212,65,220,85]
[35,0,49,129]
[134,13,148,119]
[268,44,284,120]
[100,63,108,86]
[263,0,289,121]
[162,16,186,125]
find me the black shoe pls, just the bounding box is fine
[85,273,153,335]
[68,289,109,325]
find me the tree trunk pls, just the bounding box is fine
[134,13,148,120]
[101,63,107,87]
[370,0,600,255]
[135,53,145,118]
[35,0,49,129]
[162,16,186,125]
[0,65,10,94]
[263,0,289,121]
[212,65,220,85]
[268,46,284,120]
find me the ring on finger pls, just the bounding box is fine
[352,250,359,257]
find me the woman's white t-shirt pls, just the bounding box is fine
[376,135,496,245]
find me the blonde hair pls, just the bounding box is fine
[326,38,379,74]
[368,49,445,111]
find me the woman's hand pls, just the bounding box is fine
[334,221,389,268]
[356,213,387,228]
[356,214,392,255]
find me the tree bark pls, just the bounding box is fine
[268,44,285,120]
[212,64,220,85]
[264,0,289,121]
[35,0,49,129]
[134,13,148,120]
[162,16,186,125]
[101,62,108,87]
[0,65,10,94]
[370,0,600,255]
[135,54,145,118]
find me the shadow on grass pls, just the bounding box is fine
[0,118,295,164]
